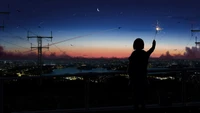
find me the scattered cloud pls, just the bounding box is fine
[159,46,200,59]
[0,45,71,60]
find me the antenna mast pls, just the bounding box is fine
[191,25,200,48]
[27,31,53,76]
[0,5,10,31]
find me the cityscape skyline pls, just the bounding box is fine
[0,0,200,59]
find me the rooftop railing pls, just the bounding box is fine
[1,67,200,113]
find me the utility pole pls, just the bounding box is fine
[27,31,53,76]
[191,29,200,48]
[0,4,10,31]
[0,21,5,30]
[0,12,9,31]
[191,25,200,59]
[191,23,200,48]
[0,7,10,113]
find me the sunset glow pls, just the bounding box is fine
[0,0,200,59]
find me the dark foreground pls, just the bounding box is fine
[12,104,200,113]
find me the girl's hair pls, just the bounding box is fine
[133,38,144,50]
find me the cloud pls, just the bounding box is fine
[0,45,72,60]
[159,51,173,59]
[159,46,200,59]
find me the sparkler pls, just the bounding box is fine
[154,20,162,39]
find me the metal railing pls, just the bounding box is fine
[1,67,200,113]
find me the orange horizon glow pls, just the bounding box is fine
[42,47,185,58]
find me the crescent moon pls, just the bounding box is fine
[97,8,100,12]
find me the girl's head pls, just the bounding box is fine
[133,38,144,50]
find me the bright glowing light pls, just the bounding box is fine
[156,27,159,31]
[155,20,162,32]
[156,26,162,31]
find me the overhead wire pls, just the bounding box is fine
[23,27,121,54]
[0,38,29,49]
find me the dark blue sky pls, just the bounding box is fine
[0,0,200,58]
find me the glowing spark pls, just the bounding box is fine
[155,20,162,32]
[156,26,162,31]
[154,20,162,39]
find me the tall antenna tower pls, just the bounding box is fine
[191,24,200,48]
[0,5,10,30]
[0,21,5,30]
[195,36,200,48]
[27,31,53,75]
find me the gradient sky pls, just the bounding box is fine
[0,0,200,58]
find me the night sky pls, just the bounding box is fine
[0,0,200,58]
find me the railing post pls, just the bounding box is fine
[0,79,3,113]
[182,70,186,105]
[84,75,90,111]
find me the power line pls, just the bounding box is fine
[16,25,64,53]
[49,27,121,46]
[177,23,199,55]
[0,38,29,49]
[179,35,194,54]
[23,27,121,54]
[53,44,65,53]
[2,30,35,46]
